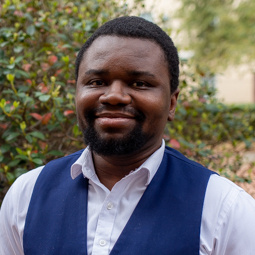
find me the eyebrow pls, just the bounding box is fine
[85,69,109,75]
[85,69,155,78]
[127,70,155,78]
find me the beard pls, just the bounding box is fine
[80,107,150,156]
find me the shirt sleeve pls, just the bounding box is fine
[213,189,255,255]
[200,175,255,255]
[0,166,43,255]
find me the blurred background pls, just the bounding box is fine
[141,0,255,104]
[0,0,254,203]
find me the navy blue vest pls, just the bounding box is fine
[23,147,214,255]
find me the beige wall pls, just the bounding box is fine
[216,68,254,104]
[141,0,254,104]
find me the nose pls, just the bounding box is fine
[99,81,132,105]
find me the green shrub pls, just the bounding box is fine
[166,63,255,177]
[0,0,145,203]
[1,0,254,204]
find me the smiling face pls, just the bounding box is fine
[76,36,179,156]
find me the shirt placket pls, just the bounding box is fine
[90,190,119,255]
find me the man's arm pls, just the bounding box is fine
[214,189,255,255]
[200,175,255,255]
[0,167,43,255]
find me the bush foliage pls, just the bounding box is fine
[167,64,255,176]
[0,0,254,203]
[0,0,145,202]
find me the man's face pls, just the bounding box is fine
[76,36,178,156]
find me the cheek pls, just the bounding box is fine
[75,89,99,113]
[139,100,170,133]
[142,94,170,119]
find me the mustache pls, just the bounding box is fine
[85,106,146,123]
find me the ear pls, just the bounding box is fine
[168,89,180,121]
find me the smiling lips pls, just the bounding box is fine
[95,112,136,128]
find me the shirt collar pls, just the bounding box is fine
[70,140,165,185]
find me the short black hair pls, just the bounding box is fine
[75,16,179,93]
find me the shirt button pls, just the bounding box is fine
[99,239,107,246]
[107,202,113,210]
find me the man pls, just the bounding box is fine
[0,16,255,255]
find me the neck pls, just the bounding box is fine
[92,143,161,190]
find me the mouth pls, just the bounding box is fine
[95,112,135,119]
[84,107,146,129]
[95,112,136,129]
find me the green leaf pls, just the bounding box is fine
[72,124,81,137]
[8,159,21,167]
[25,134,33,143]
[39,95,51,102]
[15,69,30,78]
[6,172,15,183]
[17,92,26,98]
[32,158,43,165]
[20,121,26,131]
[29,131,45,140]
[0,144,11,154]
[0,98,6,108]
[14,56,23,63]
[26,25,35,36]
[14,168,27,177]
[14,46,23,53]
[15,154,28,160]
[5,132,20,141]
[6,73,15,83]
[48,150,65,156]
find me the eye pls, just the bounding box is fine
[88,80,106,86]
[132,81,148,88]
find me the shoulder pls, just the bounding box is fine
[203,174,255,226]
[0,166,44,254]
[2,166,44,208]
[1,166,44,216]
[201,174,255,254]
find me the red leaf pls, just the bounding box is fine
[54,69,62,77]
[182,101,190,109]
[199,97,207,103]
[64,110,74,116]
[169,139,180,149]
[30,113,43,120]
[26,79,32,85]
[39,141,47,149]
[22,64,32,72]
[48,55,58,65]
[38,82,48,93]
[163,134,170,141]
[41,63,49,72]
[14,10,23,17]
[185,149,193,157]
[67,80,76,84]
[27,7,35,12]
[41,113,52,125]
[0,123,8,130]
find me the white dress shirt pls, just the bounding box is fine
[1,141,255,255]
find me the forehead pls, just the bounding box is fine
[79,36,169,78]
[87,35,163,56]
